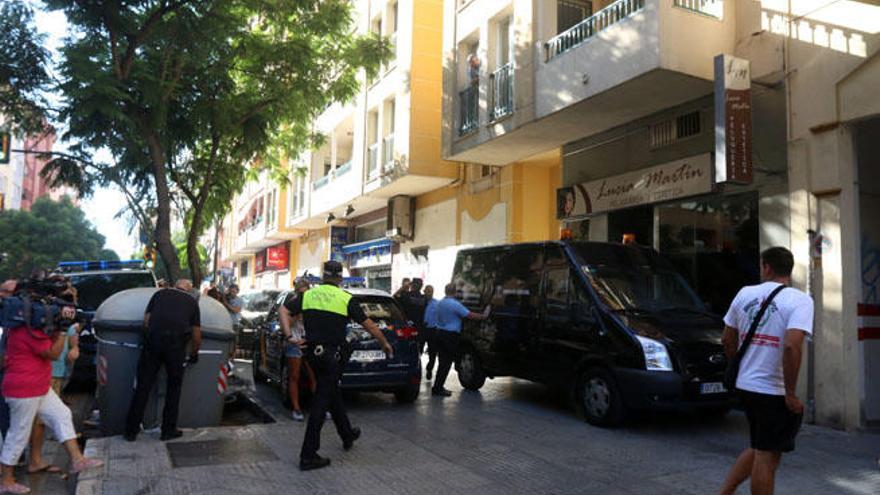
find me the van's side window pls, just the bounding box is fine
[545,268,569,307]
[494,247,543,313]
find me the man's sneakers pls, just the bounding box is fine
[299,455,331,471]
[160,429,184,441]
[343,427,361,451]
[431,388,452,397]
[292,410,305,422]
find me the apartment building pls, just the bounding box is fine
[224,0,561,294]
[442,0,880,429]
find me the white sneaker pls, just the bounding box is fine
[292,411,304,422]
[325,412,332,421]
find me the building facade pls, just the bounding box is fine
[441,0,879,430]
[223,0,561,296]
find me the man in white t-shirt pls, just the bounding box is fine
[718,247,814,495]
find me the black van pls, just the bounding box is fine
[452,241,736,426]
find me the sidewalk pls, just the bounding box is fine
[75,367,880,495]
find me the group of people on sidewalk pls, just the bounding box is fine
[0,279,103,494]
[394,278,486,397]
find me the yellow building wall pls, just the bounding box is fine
[408,0,458,180]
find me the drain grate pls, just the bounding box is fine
[166,438,278,468]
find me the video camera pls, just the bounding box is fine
[0,272,78,336]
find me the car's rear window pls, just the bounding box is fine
[71,272,156,310]
[356,298,407,325]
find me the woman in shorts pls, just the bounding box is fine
[285,279,316,421]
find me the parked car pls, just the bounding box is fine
[238,290,281,328]
[452,241,736,426]
[252,288,421,405]
[58,260,157,387]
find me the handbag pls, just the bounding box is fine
[723,284,786,391]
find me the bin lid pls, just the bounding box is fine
[94,288,234,341]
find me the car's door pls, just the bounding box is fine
[263,291,290,379]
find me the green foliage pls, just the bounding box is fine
[0,1,52,134]
[45,0,391,283]
[0,197,117,279]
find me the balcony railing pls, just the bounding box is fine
[545,0,645,61]
[367,143,380,179]
[490,63,514,121]
[312,175,330,190]
[458,85,479,136]
[382,134,395,172]
[673,0,722,18]
[334,160,352,177]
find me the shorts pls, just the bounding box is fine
[739,389,803,453]
[285,343,303,359]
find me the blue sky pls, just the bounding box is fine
[34,5,140,259]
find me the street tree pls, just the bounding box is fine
[44,0,390,284]
[0,1,52,134]
[0,197,119,280]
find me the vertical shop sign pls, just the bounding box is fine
[330,226,348,262]
[714,54,753,184]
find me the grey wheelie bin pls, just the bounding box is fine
[95,288,235,436]
[92,287,158,436]
[175,296,235,428]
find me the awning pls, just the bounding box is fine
[341,238,393,255]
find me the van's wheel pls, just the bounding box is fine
[279,359,292,409]
[577,367,625,426]
[457,349,486,391]
[394,385,420,403]
[252,341,266,384]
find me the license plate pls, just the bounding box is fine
[700,382,727,394]
[350,350,386,363]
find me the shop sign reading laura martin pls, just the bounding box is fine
[556,153,713,219]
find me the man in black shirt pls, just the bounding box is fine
[281,261,392,471]
[125,279,201,442]
[398,278,427,353]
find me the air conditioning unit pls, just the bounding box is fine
[386,195,414,241]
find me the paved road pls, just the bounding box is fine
[76,359,880,494]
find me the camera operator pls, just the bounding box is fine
[0,279,18,440]
[0,280,103,494]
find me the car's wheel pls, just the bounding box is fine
[457,349,486,391]
[252,340,266,384]
[577,367,626,427]
[279,359,292,409]
[394,385,420,404]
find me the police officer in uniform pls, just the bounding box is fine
[280,261,392,471]
[125,279,201,442]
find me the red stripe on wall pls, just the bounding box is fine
[858,304,880,316]
[858,327,880,341]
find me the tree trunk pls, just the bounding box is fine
[186,218,203,287]
[144,132,182,282]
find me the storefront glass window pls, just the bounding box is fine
[656,192,760,314]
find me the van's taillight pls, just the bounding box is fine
[395,326,418,340]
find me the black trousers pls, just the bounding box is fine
[432,330,460,392]
[423,327,438,373]
[125,343,186,436]
[300,345,355,460]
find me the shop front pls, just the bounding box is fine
[343,238,394,293]
[253,242,291,289]
[559,152,770,315]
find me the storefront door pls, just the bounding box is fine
[656,192,760,315]
[608,206,654,247]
